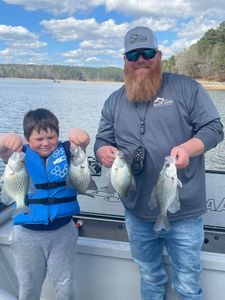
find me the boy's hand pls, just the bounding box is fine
[68,128,90,150]
[0,133,23,152]
[0,133,23,162]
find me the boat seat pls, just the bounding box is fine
[0,289,17,300]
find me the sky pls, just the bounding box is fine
[0,0,224,68]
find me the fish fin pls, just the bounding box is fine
[28,178,37,194]
[106,182,116,194]
[168,190,180,214]
[0,188,15,206]
[129,176,137,192]
[78,192,95,198]
[168,192,180,213]
[87,177,98,191]
[106,169,111,177]
[0,174,5,184]
[154,214,171,232]
[8,230,13,243]
[148,187,158,210]
[65,174,74,188]
[106,169,117,194]
[168,201,180,214]
[177,178,182,188]
[11,205,31,218]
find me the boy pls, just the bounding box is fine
[0,108,90,300]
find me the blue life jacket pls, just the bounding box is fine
[13,142,80,225]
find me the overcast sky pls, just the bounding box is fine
[0,0,224,67]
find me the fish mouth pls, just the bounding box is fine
[165,156,176,164]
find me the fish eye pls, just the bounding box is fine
[165,163,170,167]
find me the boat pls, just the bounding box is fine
[0,158,225,299]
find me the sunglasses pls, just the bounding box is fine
[125,49,157,62]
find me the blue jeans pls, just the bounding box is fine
[125,209,204,300]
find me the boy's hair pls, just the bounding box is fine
[23,108,59,140]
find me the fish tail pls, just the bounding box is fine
[154,214,171,232]
[87,177,98,191]
[11,205,30,218]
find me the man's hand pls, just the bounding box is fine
[170,146,189,169]
[96,145,118,168]
[171,137,205,169]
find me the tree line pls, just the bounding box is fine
[163,21,225,81]
[0,64,124,82]
[0,21,224,82]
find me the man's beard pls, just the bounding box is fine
[124,59,162,102]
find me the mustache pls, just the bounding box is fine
[134,63,150,69]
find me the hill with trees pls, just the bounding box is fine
[163,21,225,81]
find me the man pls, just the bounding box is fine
[94,26,224,300]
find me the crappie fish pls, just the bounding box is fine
[108,151,135,198]
[149,156,182,232]
[68,146,96,194]
[0,151,29,210]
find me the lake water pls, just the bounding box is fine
[0,78,225,170]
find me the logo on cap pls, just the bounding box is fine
[129,34,147,45]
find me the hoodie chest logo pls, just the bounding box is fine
[153,97,174,107]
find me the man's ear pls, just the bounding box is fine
[157,50,162,59]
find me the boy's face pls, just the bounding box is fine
[27,128,58,157]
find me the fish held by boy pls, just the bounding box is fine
[0,151,30,212]
[107,150,136,198]
[149,156,182,232]
[68,145,97,194]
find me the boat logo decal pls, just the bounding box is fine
[207,197,225,212]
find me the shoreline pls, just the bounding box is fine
[197,80,225,91]
[1,77,225,90]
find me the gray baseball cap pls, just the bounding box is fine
[124,26,158,53]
